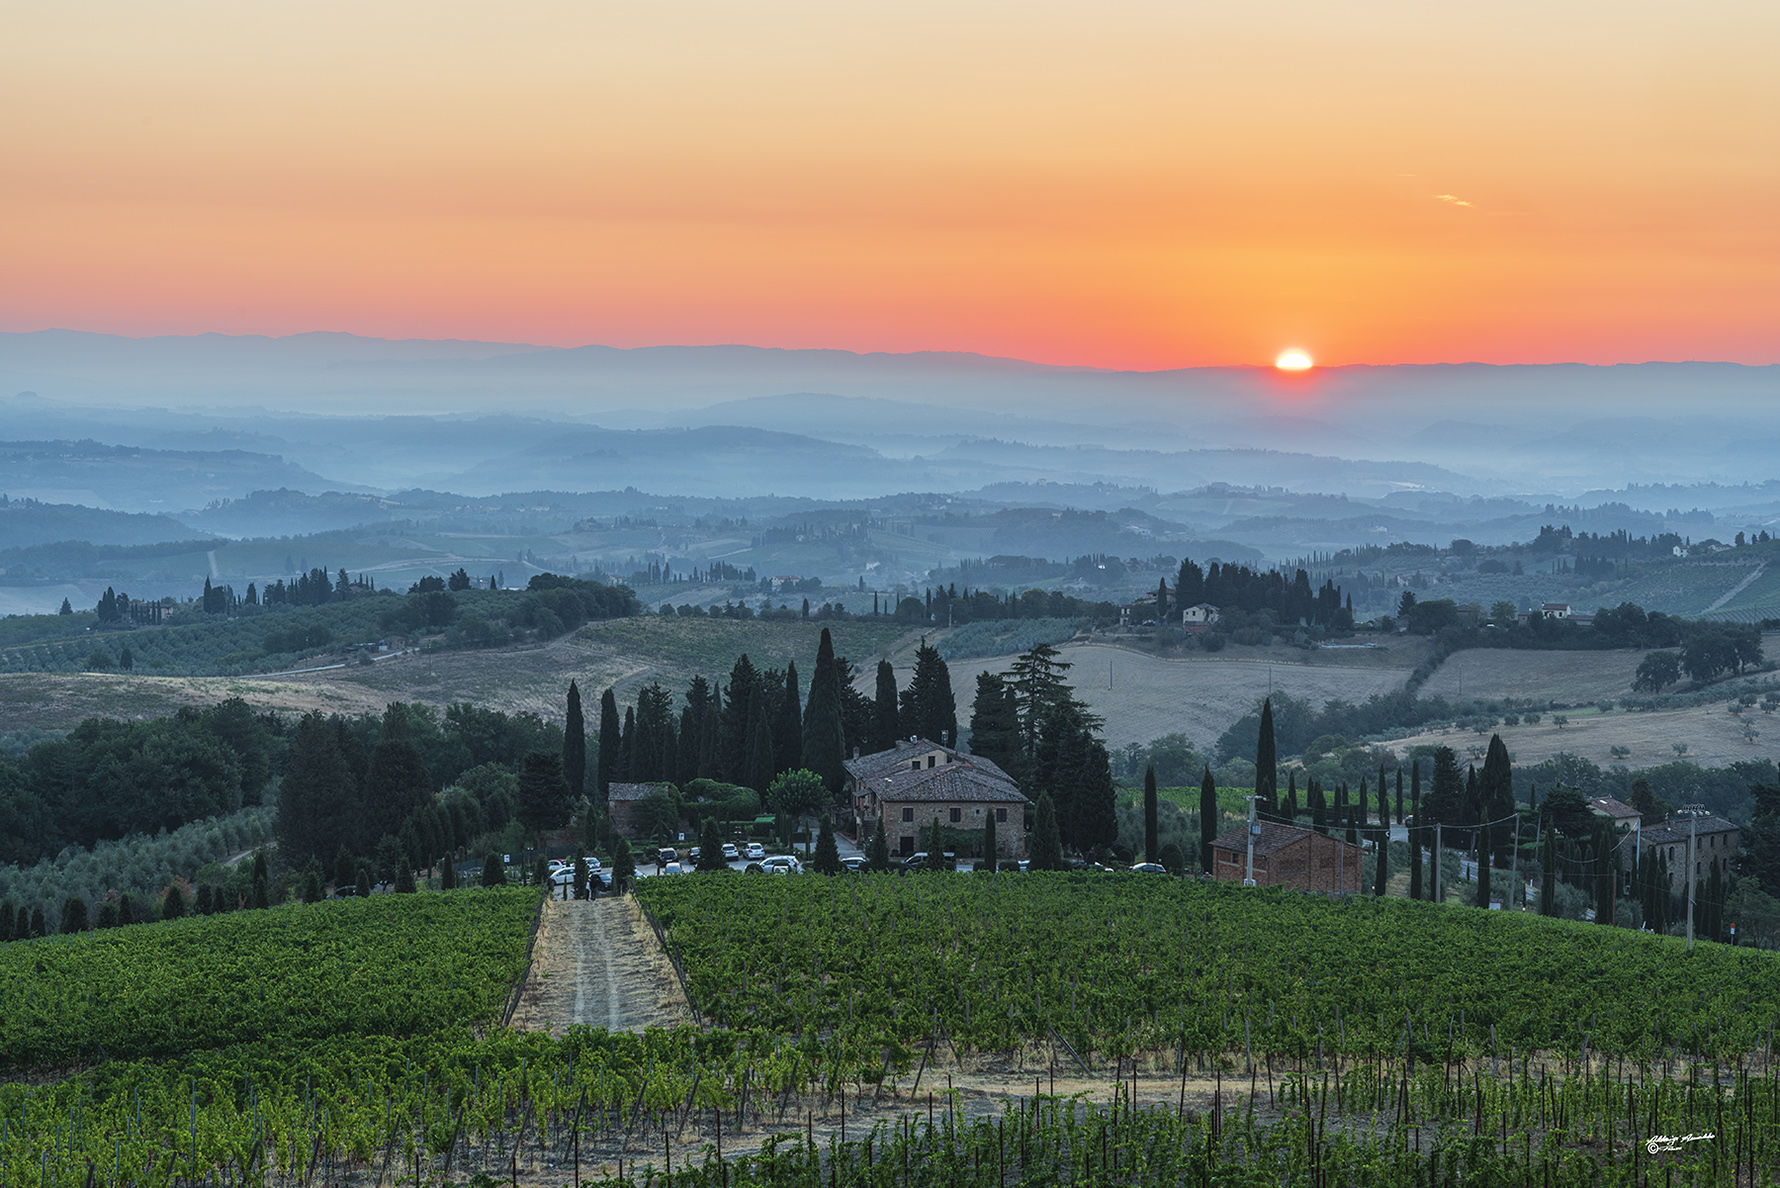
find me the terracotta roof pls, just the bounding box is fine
[1640,815,1739,845]
[1209,821,1358,858]
[607,781,674,803]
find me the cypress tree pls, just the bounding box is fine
[30,906,46,937]
[96,900,119,929]
[303,869,324,904]
[926,817,946,867]
[1198,766,1218,873]
[250,852,270,909]
[481,853,506,887]
[356,864,372,897]
[277,712,363,872]
[813,815,841,875]
[619,706,635,782]
[871,660,901,751]
[802,629,847,793]
[517,750,573,843]
[564,680,587,805]
[60,895,89,933]
[967,672,1022,778]
[440,855,458,889]
[195,882,214,914]
[1075,741,1119,856]
[597,687,621,802]
[1142,763,1159,864]
[0,900,12,941]
[1284,770,1298,819]
[1480,734,1515,867]
[117,894,136,927]
[395,860,416,893]
[162,884,188,921]
[1254,697,1277,814]
[745,690,776,795]
[776,661,804,776]
[867,815,891,871]
[982,805,998,869]
[1395,770,1404,828]
[1030,792,1064,871]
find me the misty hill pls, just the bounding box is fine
[4,330,1776,494]
[0,440,356,513]
[0,497,212,551]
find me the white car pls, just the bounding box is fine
[662,861,683,875]
[744,842,766,860]
[548,867,576,887]
[760,855,802,875]
[722,843,739,861]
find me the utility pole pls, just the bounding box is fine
[1243,795,1259,887]
[1681,807,1705,950]
[1510,812,1521,910]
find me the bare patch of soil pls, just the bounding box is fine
[509,897,689,1035]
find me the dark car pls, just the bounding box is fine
[329,885,359,899]
[591,870,614,892]
[657,848,677,866]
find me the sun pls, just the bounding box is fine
[1275,349,1314,372]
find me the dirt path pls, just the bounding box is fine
[510,896,689,1035]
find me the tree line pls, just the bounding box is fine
[0,699,282,866]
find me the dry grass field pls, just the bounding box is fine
[928,640,1424,751]
[1416,648,1648,705]
[1385,701,1780,769]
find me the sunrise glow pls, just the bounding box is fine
[1275,350,1314,372]
[0,2,1776,367]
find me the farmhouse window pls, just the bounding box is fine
[949,808,961,824]
[996,808,1007,823]
[901,807,914,822]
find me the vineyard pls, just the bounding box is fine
[0,888,538,1068]
[636,875,1780,1064]
[11,877,1780,1186]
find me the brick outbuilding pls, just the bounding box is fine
[1209,821,1364,893]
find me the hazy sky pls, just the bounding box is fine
[3,1,1775,368]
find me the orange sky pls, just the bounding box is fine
[2,1,1775,369]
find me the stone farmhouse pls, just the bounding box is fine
[845,737,1030,859]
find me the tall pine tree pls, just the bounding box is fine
[361,706,433,853]
[1030,792,1064,871]
[774,661,803,776]
[967,672,1022,776]
[900,640,958,746]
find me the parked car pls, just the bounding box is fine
[744,842,766,860]
[839,854,866,872]
[329,885,359,899]
[591,869,614,891]
[688,847,701,863]
[662,861,683,875]
[548,867,576,887]
[658,848,677,866]
[760,854,802,874]
[722,843,740,861]
[1129,862,1167,874]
